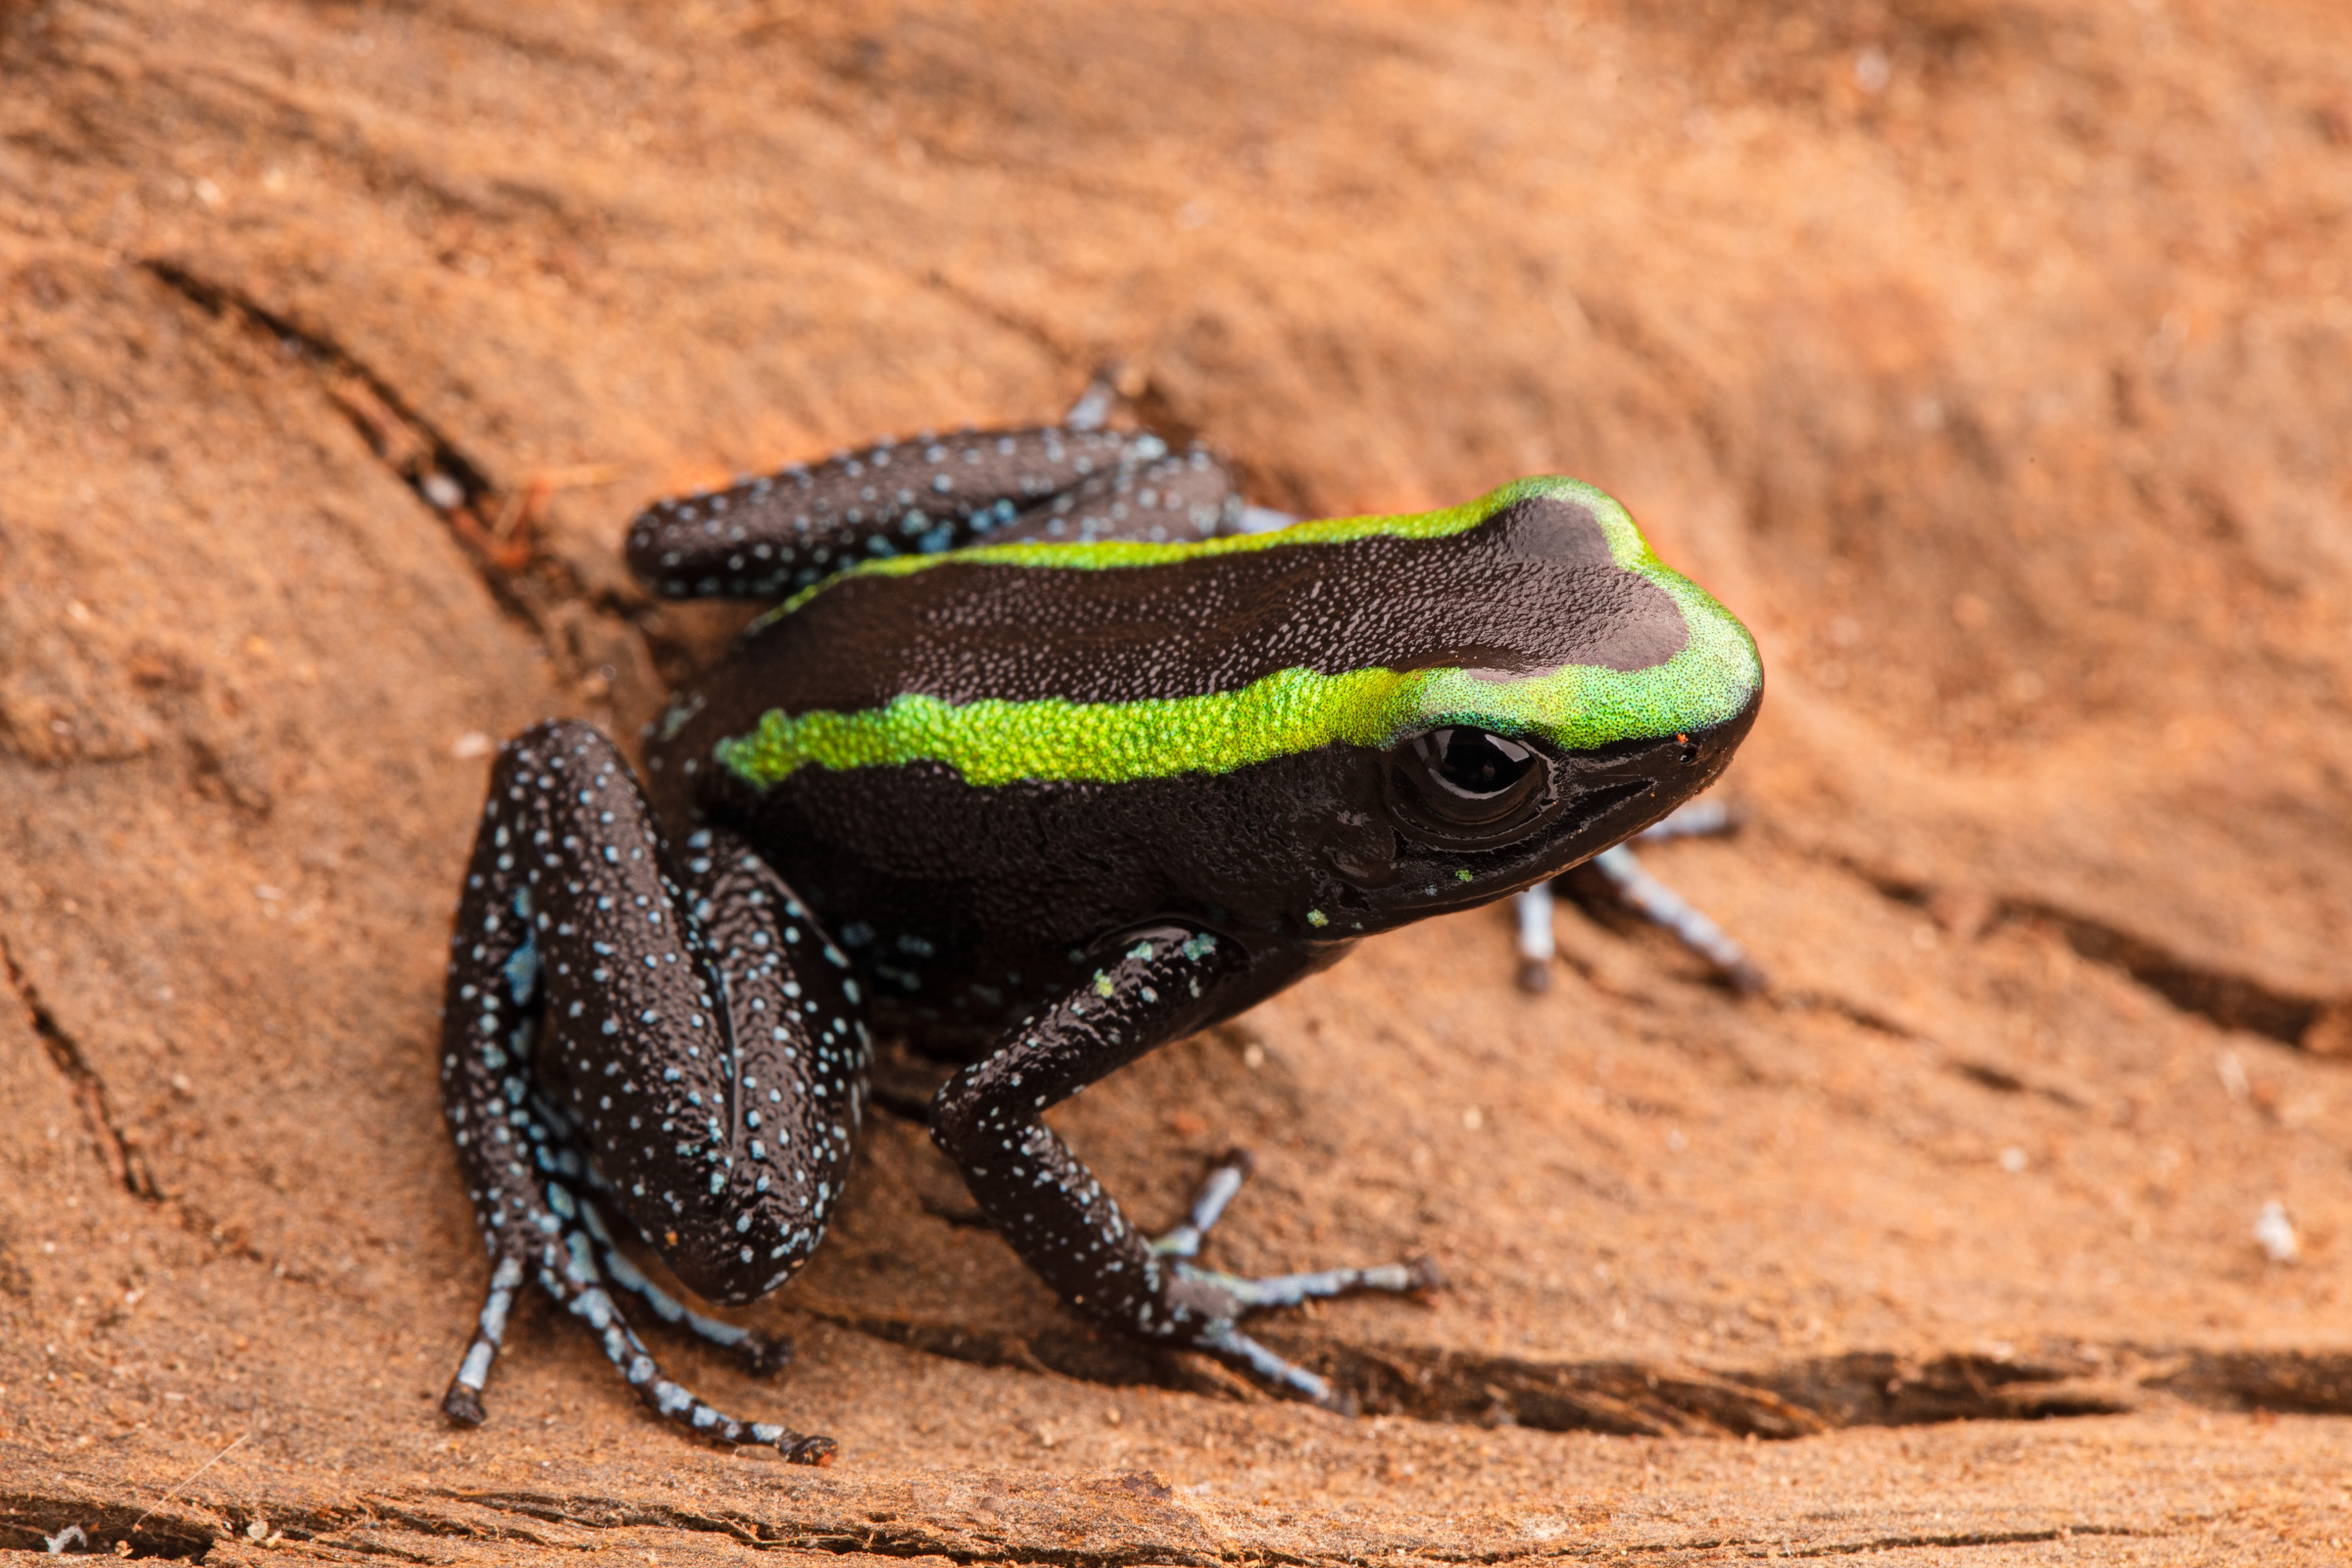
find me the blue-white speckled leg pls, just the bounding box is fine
[497,1090,777,1374]
[537,1115,797,1375]
[627,425,1190,598]
[980,446,1247,546]
[438,721,859,1462]
[931,932,1438,1412]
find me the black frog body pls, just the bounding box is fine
[435,421,1762,1461]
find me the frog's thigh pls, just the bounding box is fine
[439,723,854,1457]
[506,746,866,1306]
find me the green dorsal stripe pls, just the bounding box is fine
[715,566,1758,788]
[767,475,1650,620]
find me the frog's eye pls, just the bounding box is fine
[1388,728,1548,841]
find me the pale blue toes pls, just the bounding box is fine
[1151,1150,1440,1413]
[1514,798,1765,994]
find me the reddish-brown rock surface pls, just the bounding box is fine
[4,0,2351,1560]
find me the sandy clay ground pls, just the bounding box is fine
[4,0,2352,1560]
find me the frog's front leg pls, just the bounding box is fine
[929,931,1436,1408]
[1514,800,1766,995]
[437,720,861,1462]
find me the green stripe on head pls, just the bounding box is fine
[721,478,1761,789]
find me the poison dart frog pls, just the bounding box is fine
[435,416,1764,1462]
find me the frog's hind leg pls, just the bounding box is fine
[1056,377,1295,537]
[625,425,1178,599]
[981,444,1250,546]
[514,1094,784,1372]
[438,720,856,1460]
[529,1098,797,1375]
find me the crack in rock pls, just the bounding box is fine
[140,264,506,557]
[805,1299,2352,1444]
[1846,862,2348,1053]
[0,1491,213,1559]
[135,259,631,683]
[0,933,157,1201]
[0,1483,2166,1564]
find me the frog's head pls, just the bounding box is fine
[1310,476,1763,929]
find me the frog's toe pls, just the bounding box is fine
[592,1222,798,1378]
[1514,883,1558,994]
[1149,1148,1255,1259]
[1176,1253,1442,1312]
[784,1433,839,1466]
[1175,1259,1439,1411]
[1195,1325,1354,1413]
[557,1265,836,1461]
[441,1253,527,1428]
[1152,1151,1443,1314]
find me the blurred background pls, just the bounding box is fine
[3,0,2351,1557]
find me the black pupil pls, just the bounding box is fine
[1429,728,1535,798]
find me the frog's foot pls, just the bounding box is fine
[1163,1254,1443,1412]
[1588,842,1766,994]
[539,1237,835,1464]
[1517,800,1766,995]
[1144,1151,1442,1409]
[933,931,1443,1418]
[439,1215,833,1463]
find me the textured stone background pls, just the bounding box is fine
[4,0,2352,1560]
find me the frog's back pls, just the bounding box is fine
[676,484,1690,721]
[650,479,1759,1042]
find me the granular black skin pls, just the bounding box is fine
[439,420,1761,1458]
[688,720,1750,1055]
[682,494,1687,715]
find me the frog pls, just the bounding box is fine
[434,416,1763,1464]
